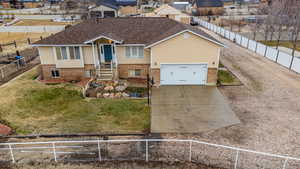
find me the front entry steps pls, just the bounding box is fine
[97,68,113,81]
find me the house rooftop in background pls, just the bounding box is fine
[194,0,224,7]
[96,0,137,9]
[170,1,191,11]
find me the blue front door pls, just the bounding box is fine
[103,45,112,62]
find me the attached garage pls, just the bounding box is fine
[160,64,208,85]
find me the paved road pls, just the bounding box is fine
[151,86,240,133]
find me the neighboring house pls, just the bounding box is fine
[170,1,191,12]
[20,0,42,8]
[89,0,137,18]
[144,4,191,25]
[192,0,224,16]
[33,17,224,86]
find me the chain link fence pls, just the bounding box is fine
[0,139,299,169]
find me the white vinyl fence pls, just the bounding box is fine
[0,26,65,33]
[194,18,300,74]
[0,139,299,169]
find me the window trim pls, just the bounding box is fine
[51,69,60,78]
[125,46,144,58]
[128,69,142,77]
[55,46,82,60]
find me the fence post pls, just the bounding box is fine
[97,140,102,161]
[234,150,239,169]
[247,38,250,49]
[0,44,2,52]
[14,40,17,48]
[264,46,268,57]
[289,55,296,70]
[8,144,15,163]
[52,143,57,162]
[282,158,288,169]
[27,38,31,44]
[275,50,280,63]
[145,140,149,162]
[0,68,4,80]
[189,141,192,162]
[255,42,258,53]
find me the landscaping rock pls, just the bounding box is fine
[0,124,12,136]
[115,92,122,98]
[109,93,115,98]
[103,93,110,98]
[115,85,126,92]
[96,93,103,98]
[104,86,114,91]
[122,92,129,98]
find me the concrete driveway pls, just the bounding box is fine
[151,86,240,133]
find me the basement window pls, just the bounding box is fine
[128,69,142,77]
[51,69,60,78]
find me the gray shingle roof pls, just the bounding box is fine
[194,0,224,7]
[34,17,223,46]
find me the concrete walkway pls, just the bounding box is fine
[151,86,240,133]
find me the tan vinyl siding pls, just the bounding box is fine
[82,46,95,65]
[150,32,220,69]
[38,47,55,64]
[116,46,150,64]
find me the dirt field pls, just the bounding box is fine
[0,32,51,55]
[13,19,73,26]
[165,27,300,159]
[0,161,222,169]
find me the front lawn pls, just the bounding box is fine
[0,68,150,135]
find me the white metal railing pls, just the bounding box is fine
[0,139,299,169]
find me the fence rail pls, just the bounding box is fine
[0,48,38,82]
[194,18,300,74]
[0,139,299,169]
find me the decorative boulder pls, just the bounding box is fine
[115,85,126,92]
[103,93,110,98]
[109,93,115,98]
[104,86,114,91]
[0,124,12,136]
[115,92,122,98]
[96,93,103,98]
[122,92,129,98]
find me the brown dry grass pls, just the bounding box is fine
[0,32,51,44]
[0,32,51,55]
[2,161,220,169]
[13,19,72,26]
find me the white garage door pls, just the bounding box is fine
[160,64,208,85]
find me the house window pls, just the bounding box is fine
[125,46,144,58]
[51,69,60,78]
[128,69,142,77]
[55,47,62,60]
[69,46,81,60]
[61,47,68,60]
